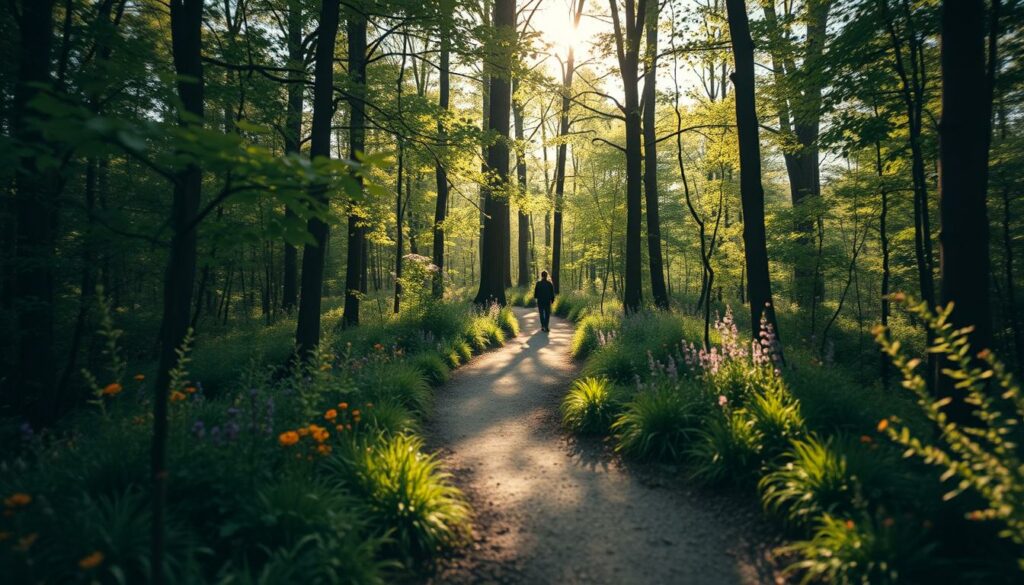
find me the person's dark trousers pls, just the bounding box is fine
[538,302,551,330]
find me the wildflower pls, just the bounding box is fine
[317,444,332,456]
[717,395,728,407]
[336,424,344,432]
[102,383,123,397]
[977,348,992,360]
[844,520,855,530]
[373,343,384,351]
[170,391,187,403]
[134,374,145,382]
[191,420,206,439]
[339,402,349,410]
[876,419,889,432]
[278,431,300,446]
[366,402,374,409]
[16,532,38,551]
[4,493,32,508]
[324,409,338,421]
[882,517,895,528]
[859,435,873,444]
[78,551,105,570]
[184,386,197,394]
[297,427,310,437]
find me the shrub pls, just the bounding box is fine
[364,400,419,436]
[409,352,449,386]
[330,434,470,566]
[359,362,431,414]
[561,377,620,434]
[455,339,473,363]
[571,314,619,359]
[782,512,937,585]
[875,297,1024,563]
[613,385,703,462]
[748,385,806,458]
[759,434,860,528]
[496,306,519,338]
[689,409,763,486]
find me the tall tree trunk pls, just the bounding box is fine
[341,8,367,326]
[473,0,514,306]
[281,0,303,312]
[725,0,781,341]
[153,2,205,582]
[432,31,450,297]
[394,142,405,313]
[875,139,891,388]
[513,80,531,287]
[608,0,644,313]
[9,0,57,423]
[935,0,994,413]
[642,0,668,309]
[553,0,586,295]
[295,0,340,348]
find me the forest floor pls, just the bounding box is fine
[426,308,783,585]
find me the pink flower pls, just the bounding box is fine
[718,395,728,407]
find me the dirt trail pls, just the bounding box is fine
[428,308,777,585]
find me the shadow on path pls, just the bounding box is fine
[426,308,778,585]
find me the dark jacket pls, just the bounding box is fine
[534,279,555,306]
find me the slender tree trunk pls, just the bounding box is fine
[342,7,366,326]
[474,0,514,305]
[608,0,644,313]
[152,2,205,582]
[432,33,450,297]
[394,142,405,313]
[876,140,891,388]
[295,0,340,347]
[513,80,531,287]
[642,0,668,309]
[935,0,994,413]
[725,0,781,342]
[282,0,303,311]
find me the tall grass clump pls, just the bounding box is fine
[612,381,704,462]
[571,314,619,359]
[561,377,620,434]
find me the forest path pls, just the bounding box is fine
[427,307,777,585]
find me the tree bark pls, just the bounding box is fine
[935,0,994,411]
[513,79,531,287]
[432,32,450,297]
[281,0,303,312]
[473,0,514,306]
[295,0,340,348]
[341,7,367,326]
[725,0,781,341]
[152,2,204,582]
[641,0,668,309]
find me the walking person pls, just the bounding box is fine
[534,271,556,332]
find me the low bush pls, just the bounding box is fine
[560,377,620,434]
[570,314,619,359]
[358,362,432,414]
[688,408,764,486]
[613,383,703,462]
[409,352,449,386]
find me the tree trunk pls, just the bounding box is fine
[513,80,531,287]
[432,32,450,297]
[935,0,994,412]
[342,8,367,326]
[725,0,781,341]
[642,0,668,309]
[473,0,514,306]
[295,0,340,348]
[9,0,57,423]
[152,2,204,582]
[281,0,303,312]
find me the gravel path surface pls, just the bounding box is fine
[426,308,779,585]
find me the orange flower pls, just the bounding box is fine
[170,391,187,403]
[317,444,332,456]
[351,409,361,418]
[336,424,344,432]
[876,419,889,432]
[859,435,872,444]
[366,402,374,409]
[882,517,895,528]
[78,551,105,570]
[278,431,300,446]
[297,428,310,437]
[133,374,146,382]
[373,343,384,351]
[184,386,197,394]
[324,409,338,421]
[844,520,855,530]
[4,493,32,508]
[102,383,123,397]
[338,402,349,410]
